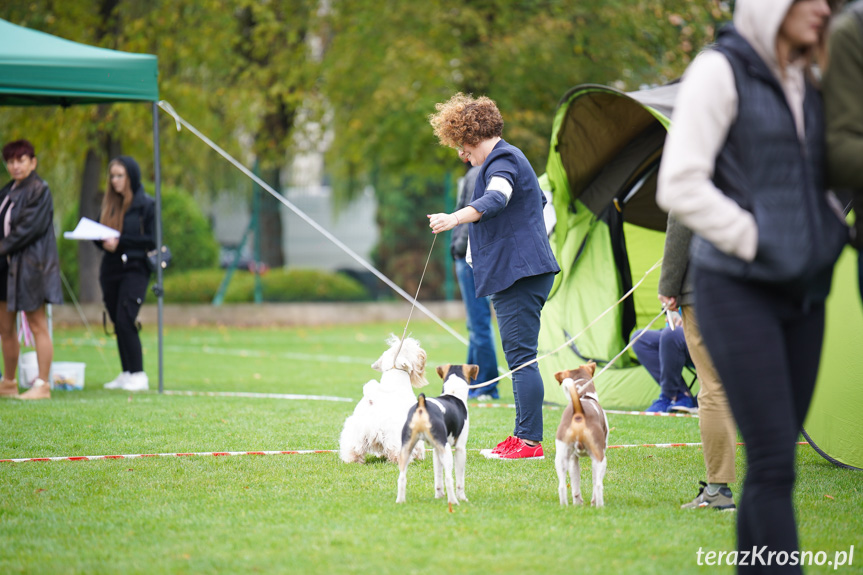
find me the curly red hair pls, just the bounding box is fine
[429,93,504,149]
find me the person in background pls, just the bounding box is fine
[0,139,63,400]
[824,0,863,301]
[631,312,697,414]
[451,162,500,400]
[657,0,847,570]
[428,93,560,460]
[659,214,737,511]
[98,156,155,392]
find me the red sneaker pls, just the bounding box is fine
[480,436,518,459]
[499,439,544,460]
[491,436,517,455]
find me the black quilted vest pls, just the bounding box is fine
[690,25,848,301]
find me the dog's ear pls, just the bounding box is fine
[554,370,566,384]
[436,365,449,380]
[585,362,597,376]
[371,357,383,372]
[465,364,479,382]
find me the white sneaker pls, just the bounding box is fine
[122,372,149,392]
[104,372,130,390]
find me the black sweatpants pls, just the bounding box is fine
[100,266,150,373]
[695,268,825,574]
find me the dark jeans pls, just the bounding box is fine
[631,326,692,400]
[490,272,555,443]
[695,268,824,575]
[455,258,499,396]
[101,267,150,373]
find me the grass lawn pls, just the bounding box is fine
[0,321,860,574]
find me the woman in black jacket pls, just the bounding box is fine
[98,156,155,392]
[0,139,63,400]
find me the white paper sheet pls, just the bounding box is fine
[63,217,120,241]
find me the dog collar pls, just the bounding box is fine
[384,366,411,375]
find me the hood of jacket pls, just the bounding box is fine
[733,0,808,139]
[734,0,795,76]
[114,155,144,194]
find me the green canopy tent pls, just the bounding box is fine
[0,18,167,392]
[539,83,863,470]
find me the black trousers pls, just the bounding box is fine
[695,268,824,575]
[100,266,150,373]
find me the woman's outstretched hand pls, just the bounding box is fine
[427,212,459,234]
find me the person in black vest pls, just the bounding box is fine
[98,156,155,392]
[658,0,847,571]
[451,162,499,400]
[429,93,560,460]
[0,139,63,400]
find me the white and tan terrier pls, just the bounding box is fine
[396,364,476,510]
[339,334,429,464]
[554,362,609,507]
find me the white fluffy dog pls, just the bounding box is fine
[339,334,429,463]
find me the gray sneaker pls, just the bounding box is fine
[681,481,736,510]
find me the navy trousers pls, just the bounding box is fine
[632,325,692,400]
[490,272,555,443]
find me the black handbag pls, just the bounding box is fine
[147,245,172,273]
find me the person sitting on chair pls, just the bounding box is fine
[632,312,698,413]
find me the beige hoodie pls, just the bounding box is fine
[656,0,806,262]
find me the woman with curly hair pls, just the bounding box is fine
[428,93,559,460]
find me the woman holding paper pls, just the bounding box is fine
[0,139,63,400]
[97,156,155,392]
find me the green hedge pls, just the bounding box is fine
[161,268,370,303]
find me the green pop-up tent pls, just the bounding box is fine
[0,18,168,392]
[539,83,863,470]
[538,84,677,411]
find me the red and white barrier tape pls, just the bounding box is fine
[610,441,808,450]
[1,443,810,464]
[0,449,337,463]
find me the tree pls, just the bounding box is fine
[231,0,318,267]
[0,0,250,300]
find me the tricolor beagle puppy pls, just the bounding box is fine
[396,364,477,510]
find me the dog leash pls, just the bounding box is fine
[393,234,438,363]
[466,258,663,389]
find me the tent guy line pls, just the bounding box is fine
[467,258,664,390]
[157,100,468,347]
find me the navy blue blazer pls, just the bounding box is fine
[468,139,559,297]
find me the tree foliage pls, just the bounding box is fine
[1,1,732,300]
[319,0,732,295]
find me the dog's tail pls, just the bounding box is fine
[399,394,432,471]
[568,382,599,460]
[568,383,586,433]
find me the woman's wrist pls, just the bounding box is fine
[453,212,460,225]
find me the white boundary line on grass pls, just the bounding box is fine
[469,403,700,418]
[59,338,373,366]
[122,392,701,414]
[157,390,355,402]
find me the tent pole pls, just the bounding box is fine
[152,101,164,394]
